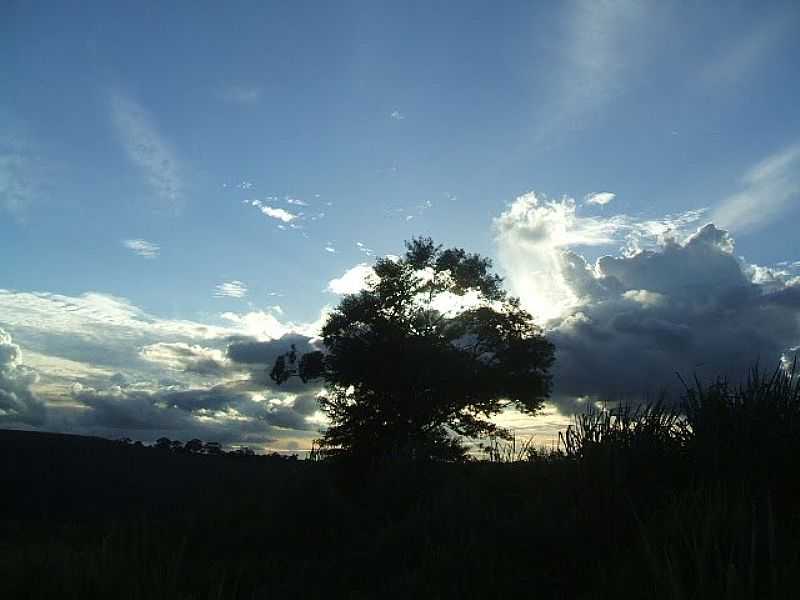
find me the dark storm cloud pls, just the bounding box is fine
[64,381,318,445]
[226,334,317,365]
[548,224,800,406]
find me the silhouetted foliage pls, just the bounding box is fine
[271,236,555,461]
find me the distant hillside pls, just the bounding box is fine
[0,428,300,523]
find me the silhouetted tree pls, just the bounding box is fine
[271,237,554,461]
[185,438,204,454]
[203,441,223,455]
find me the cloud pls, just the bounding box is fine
[227,334,318,366]
[140,342,234,377]
[0,328,46,426]
[698,15,792,89]
[326,264,376,295]
[494,193,800,410]
[585,192,616,206]
[123,239,160,258]
[0,289,326,447]
[536,0,648,136]
[548,225,800,406]
[0,150,37,216]
[713,143,800,233]
[494,192,707,322]
[286,196,308,206]
[110,92,183,207]
[64,381,289,444]
[390,110,405,120]
[356,242,374,256]
[218,85,261,105]
[249,200,299,223]
[215,280,248,298]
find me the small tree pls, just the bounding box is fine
[271,237,555,461]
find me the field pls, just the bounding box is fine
[2,369,800,599]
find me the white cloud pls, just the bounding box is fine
[214,281,248,298]
[356,241,374,256]
[220,311,289,340]
[493,190,800,410]
[250,200,299,223]
[123,238,160,258]
[390,110,405,120]
[286,196,308,206]
[0,327,46,425]
[584,191,616,206]
[494,192,707,322]
[326,264,376,295]
[324,246,336,254]
[713,143,800,233]
[110,92,183,207]
[140,342,233,376]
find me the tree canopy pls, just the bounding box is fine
[271,237,555,461]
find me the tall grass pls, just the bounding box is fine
[2,361,800,599]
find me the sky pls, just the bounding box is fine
[2,1,800,452]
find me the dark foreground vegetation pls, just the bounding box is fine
[2,365,800,599]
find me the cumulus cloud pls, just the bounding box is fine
[585,192,616,206]
[140,342,234,377]
[495,194,800,409]
[110,91,183,207]
[0,287,327,448]
[326,264,376,295]
[494,192,707,322]
[0,328,46,425]
[123,238,160,258]
[65,381,285,445]
[713,143,800,233]
[550,225,800,404]
[215,280,248,298]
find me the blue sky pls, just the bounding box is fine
[2,1,800,451]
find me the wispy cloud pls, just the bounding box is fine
[713,143,800,233]
[390,110,405,120]
[0,120,41,217]
[123,239,160,259]
[698,15,791,89]
[110,91,183,207]
[218,85,261,105]
[584,192,616,206]
[543,0,647,133]
[214,281,248,298]
[356,241,374,256]
[0,152,36,216]
[324,245,336,254]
